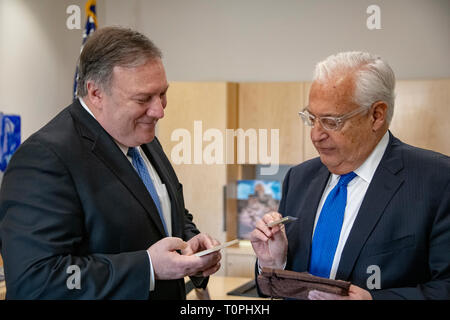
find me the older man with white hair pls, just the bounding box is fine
[251,51,450,300]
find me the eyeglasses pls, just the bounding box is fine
[298,105,369,131]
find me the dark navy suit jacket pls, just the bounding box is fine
[0,100,206,299]
[263,132,449,299]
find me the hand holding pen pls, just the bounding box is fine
[250,212,291,270]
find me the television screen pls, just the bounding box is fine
[237,180,281,239]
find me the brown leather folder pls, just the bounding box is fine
[257,267,351,300]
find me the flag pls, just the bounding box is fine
[0,113,21,173]
[73,0,98,100]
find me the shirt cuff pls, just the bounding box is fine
[147,251,155,291]
[257,259,287,274]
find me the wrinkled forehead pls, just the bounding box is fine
[309,73,357,115]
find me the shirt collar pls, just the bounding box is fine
[330,130,390,184]
[78,97,95,118]
[78,97,129,157]
[354,130,389,183]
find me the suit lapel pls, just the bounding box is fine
[69,101,167,237]
[335,132,404,280]
[289,165,330,272]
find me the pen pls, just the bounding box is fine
[266,216,298,228]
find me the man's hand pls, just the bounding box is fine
[308,284,373,300]
[182,233,222,277]
[181,233,220,256]
[147,236,221,280]
[250,212,288,269]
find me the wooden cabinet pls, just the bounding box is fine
[224,243,256,278]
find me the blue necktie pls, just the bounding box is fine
[127,147,168,235]
[309,171,357,278]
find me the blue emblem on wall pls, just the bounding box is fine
[0,113,21,172]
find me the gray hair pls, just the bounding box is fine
[313,51,396,124]
[76,26,162,97]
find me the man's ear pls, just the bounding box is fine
[371,101,388,131]
[85,80,104,110]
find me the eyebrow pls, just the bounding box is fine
[131,84,169,99]
[322,113,341,117]
[305,106,340,118]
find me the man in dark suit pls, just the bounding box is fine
[251,51,450,299]
[0,27,221,299]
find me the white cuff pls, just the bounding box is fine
[257,259,287,274]
[147,251,155,291]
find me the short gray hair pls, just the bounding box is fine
[313,51,396,124]
[76,26,162,97]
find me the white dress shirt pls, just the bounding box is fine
[79,98,172,291]
[313,131,389,279]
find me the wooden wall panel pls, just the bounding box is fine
[390,79,450,156]
[238,83,305,165]
[157,82,238,251]
[302,82,320,161]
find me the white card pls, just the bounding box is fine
[194,239,240,257]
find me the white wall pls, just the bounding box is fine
[1,0,449,141]
[103,0,450,82]
[0,0,84,140]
